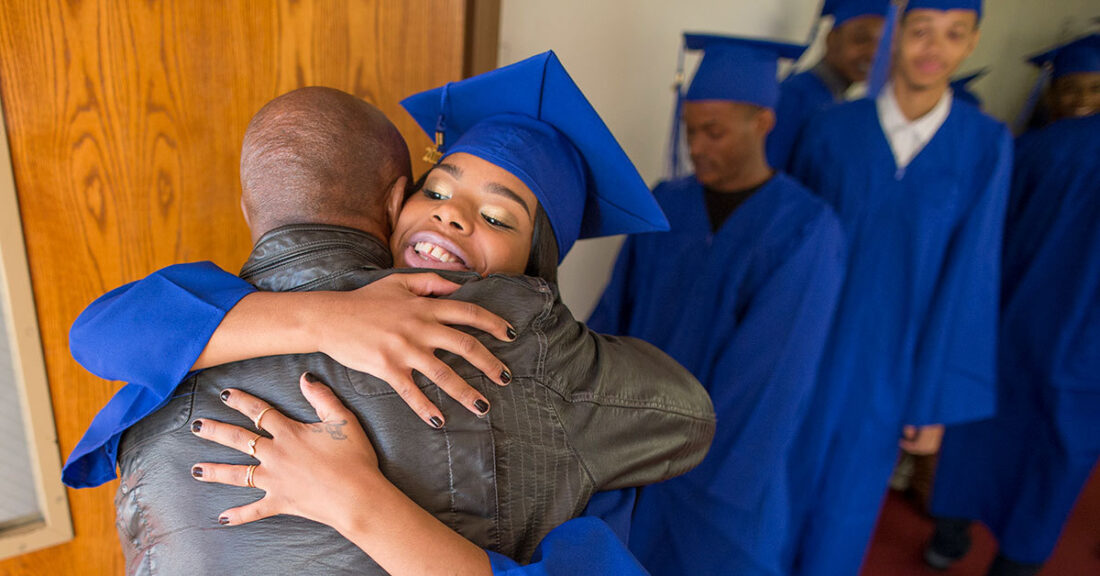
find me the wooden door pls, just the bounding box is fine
[0,1,493,573]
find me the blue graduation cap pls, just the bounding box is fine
[1028,33,1100,79]
[905,0,982,19]
[666,33,806,177]
[823,0,890,28]
[950,68,988,107]
[401,51,668,261]
[682,33,808,108]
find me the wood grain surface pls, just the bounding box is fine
[0,1,477,573]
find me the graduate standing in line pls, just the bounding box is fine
[589,33,847,576]
[765,0,889,170]
[924,57,1100,576]
[783,1,1013,574]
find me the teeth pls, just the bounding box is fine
[413,241,460,264]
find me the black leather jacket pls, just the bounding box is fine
[115,224,715,575]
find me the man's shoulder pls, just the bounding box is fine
[751,175,844,251]
[652,176,699,204]
[948,99,1010,145]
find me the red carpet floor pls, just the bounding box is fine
[862,465,1100,576]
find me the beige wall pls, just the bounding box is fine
[498,0,1098,319]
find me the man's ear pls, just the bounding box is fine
[385,175,408,234]
[240,195,251,228]
[756,108,777,138]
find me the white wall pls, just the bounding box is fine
[498,0,1099,318]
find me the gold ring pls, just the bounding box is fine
[246,464,257,489]
[247,434,261,457]
[254,407,273,431]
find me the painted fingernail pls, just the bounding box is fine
[218,516,230,525]
[191,420,203,433]
[500,370,512,384]
[191,466,203,478]
[304,372,321,384]
[429,416,444,429]
[220,390,231,402]
[474,399,490,414]
[506,326,517,341]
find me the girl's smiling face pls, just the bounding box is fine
[391,152,539,277]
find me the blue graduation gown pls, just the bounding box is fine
[589,174,846,575]
[931,114,1100,564]
[785,98,1013,576]
[766,70,838,172]
[65,262,646,574]
[63,262,254,488]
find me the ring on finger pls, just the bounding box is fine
[247,434,261,457]
[246,464,258,489]
[254,407,274,431]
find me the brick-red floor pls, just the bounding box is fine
[862,464,1100,575]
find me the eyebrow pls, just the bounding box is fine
[434,162,531,216]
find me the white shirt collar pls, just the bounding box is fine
[876,82,953,170]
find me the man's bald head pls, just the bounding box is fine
[240,86,412,243]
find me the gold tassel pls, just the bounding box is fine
[422,131,444,164]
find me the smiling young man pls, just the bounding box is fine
[766,0,889,170]
[589,34,846,576]
[782,1,1013,574]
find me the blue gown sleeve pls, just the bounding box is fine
[63,261,254,488]
[487,490,648,576]
[905,129,1014,426]
[586,237,636,334]
[702,209,846,507]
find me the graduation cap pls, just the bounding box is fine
[666,33,807,177]
[401,51,668,261]
[682,34,808,108]
[950,68,988,107]
[822,0,891,28]
[1028,33,1100,79]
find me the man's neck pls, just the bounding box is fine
[891,78,949,122]
[709,159,773,193]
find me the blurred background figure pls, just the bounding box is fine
[782,1,1014,574]
[590,32,846,576]
[767,0,889,170]
[926,111,1100,576]
[1017,32,1100,132]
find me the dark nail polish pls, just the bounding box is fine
[219,516,230,525]
[506,327,517,341]
[474,399,490,414]
[500,370,512,384]
[220,389,231,402]
[191,466,203,478]
[429,416,444,429]
[191,420,203,433]
[304,372,320,384]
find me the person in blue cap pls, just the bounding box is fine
[765,0,889,170]
[922,108,1100,576]
[782,1,1013,574]
[1019,33,1100,130]
[587,32,847,576]
[62,53,713,575]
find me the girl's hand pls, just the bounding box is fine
[189,373,380,529]
[312,273,515,427]
[190,372,492,576]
